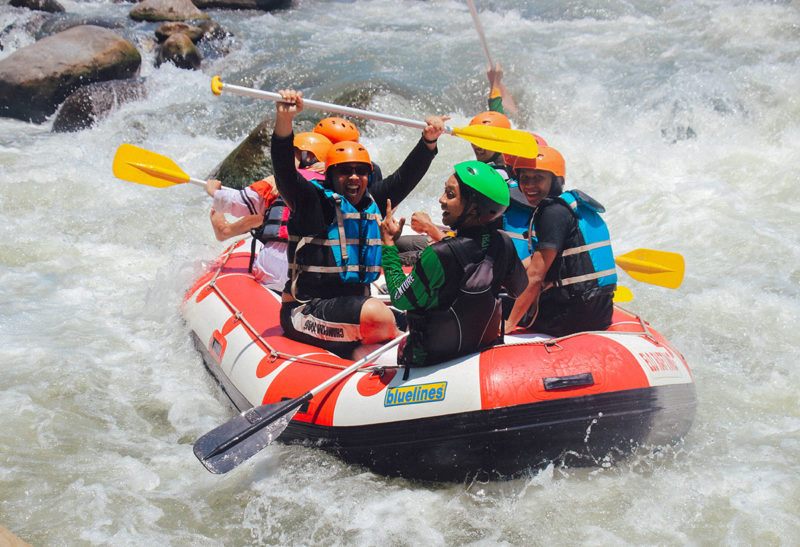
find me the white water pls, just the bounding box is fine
[1,0,799,544]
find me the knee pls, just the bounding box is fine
[360,298,400,343]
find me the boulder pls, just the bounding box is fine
[10,0,65,13]
[155,22,204,43]
[207,119,274,189]
[36,16,126,40]
[197,20,228,40]
[190,0,289,10]
[156,33,201,70]
[52,78,146,132]
[130,0,209,22]
[0,25,141,123]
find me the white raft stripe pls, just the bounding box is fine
[332,352,484,427]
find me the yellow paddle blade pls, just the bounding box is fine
[615,248,685,289]
[113,144,191,188]
[451,125,539,159]
[613,285,634,303]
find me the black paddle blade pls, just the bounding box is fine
[194,396,308,474]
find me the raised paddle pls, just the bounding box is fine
[194,331,409,474]
[465,0,519,115]
[113,144,206,189]
[210,76,538,159]
[615,248,685,289]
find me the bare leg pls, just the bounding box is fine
[359,297,401,344]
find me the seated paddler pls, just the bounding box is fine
[379,161,527,366]
[502,145,617,336]
[270,88,447,356]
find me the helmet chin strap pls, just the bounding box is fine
[450,201,478,232]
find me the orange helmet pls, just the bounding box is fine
[325,141,372,170]
[505,145,565,179]
[469,110,511,129]
[314,117,360,143]
[294,132,332,164]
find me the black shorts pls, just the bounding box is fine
[503,290,613,337]
[280,296,370,356]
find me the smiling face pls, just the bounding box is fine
[517,168,554,206]
[332,162,371,205]
[439,174,467,228]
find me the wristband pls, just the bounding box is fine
[422,136,438,144]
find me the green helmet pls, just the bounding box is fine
[453,160,509,223]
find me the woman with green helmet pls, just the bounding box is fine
[379,160,527,366]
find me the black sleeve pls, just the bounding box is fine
[534,202,575,252]
[369,138,437,216]
[500,233,528,298]
[271,132,332,234]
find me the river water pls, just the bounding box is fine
[1,0,799,544]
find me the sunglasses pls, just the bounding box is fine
[337,164,371,177]
[300,150,317,167]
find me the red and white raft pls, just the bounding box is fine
[182,240,696,481]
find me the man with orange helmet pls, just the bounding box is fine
[204,131,332,290]
[503,145,618,336]
[271,88,448,356]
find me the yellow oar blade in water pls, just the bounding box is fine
[615,248,685,289]
[113,144,204,188]
[613,285,634,303]
[451,125,538,158]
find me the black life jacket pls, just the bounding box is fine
[399,231,507,367]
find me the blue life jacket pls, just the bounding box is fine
[288,182,383,299]
[531,189,617,297]
[501,182,536,260]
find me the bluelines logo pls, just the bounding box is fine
[384,382,447,407]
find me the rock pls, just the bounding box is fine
[52,78,146,132]
[156,33,201,70]
[10,0,65,13]
[190,0,289,11]
[207,119,274,189]
[0,25,141,123]
[36,16,126,40]
[197,20,228,40]
[130,0,209,22]
[155,22,204,43]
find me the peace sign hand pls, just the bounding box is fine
[379,199,406,246]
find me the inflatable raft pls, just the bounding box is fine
[182,239,696,481]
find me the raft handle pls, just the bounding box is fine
[543,372,595,391]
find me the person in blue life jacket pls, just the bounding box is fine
[270,88,448,356]
[502,145,618,336]
[379,161,527,366]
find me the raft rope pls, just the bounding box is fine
[202,240,658,372]
[204,240,376,371]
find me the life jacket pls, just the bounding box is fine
[500,181,536,260]
[249,170,323,273]
[530,189,617,298]
[399,232,506,367]
[287,181,383,300]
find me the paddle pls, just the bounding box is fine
[615,248,685,289]
[113,144,206,189]
[466,0,519,116]
[613,285,634,302]
[194,331,409,474]
[210,76,538,159]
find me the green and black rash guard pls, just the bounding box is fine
[382,226,527,365]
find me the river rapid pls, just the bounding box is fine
[1,0,799,544]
